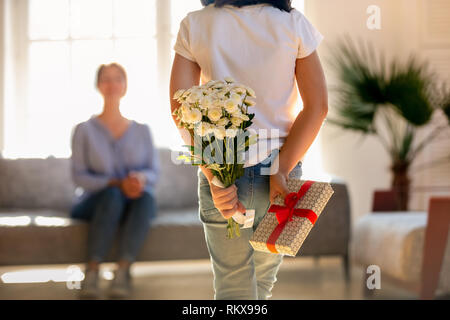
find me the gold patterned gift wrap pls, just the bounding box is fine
[249,179,334,256]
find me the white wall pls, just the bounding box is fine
[306,0,450,224]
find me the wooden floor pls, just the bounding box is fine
[0,256,422,300]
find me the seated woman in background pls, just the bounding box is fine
[70,62,160,299]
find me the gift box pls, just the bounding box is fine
[249,179,334,256]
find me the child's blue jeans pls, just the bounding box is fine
[197,149,303,300]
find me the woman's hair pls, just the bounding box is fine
[95,62,127,87]
[201,0,293,12]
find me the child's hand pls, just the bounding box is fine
[209,183,246,220]
[269,171,290,204]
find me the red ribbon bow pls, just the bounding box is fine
[266,180,317,254]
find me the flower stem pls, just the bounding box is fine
[227,218,241,239]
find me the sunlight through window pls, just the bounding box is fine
[1,266,84,284]
[5,0,328,182]
[5,0,205,158]
[34,216,70,227]
[0,216,32,227]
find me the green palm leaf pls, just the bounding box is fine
[327,36,448,165]
[384,57,434,125]
[327,37,385,133]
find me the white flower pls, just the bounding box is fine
[213,81,225,89]
[177,103,190,121]
[231,86,246,95]
[216,90,227,100]
[245,86,256,98]
[244,97,256,107]
[207,107,223,122]
[224,76,235,83]
[184,108,202,124]
[205,80,217,87]
[239,113,250,121]
[225,128,238,138]
[213,126,226,140]
[230,109,249,121]
[199,96,213,110]
[230,93,242,104]
[195,122,212,137]
[217,117,229,127]
[173,89,185,100]
[187,89,203,103]
[230,117,243,127]
[224,99,239,113]
[212,98,224,108]
[230,108,242,117]
[175,80,256,142]
[206,124,215,135]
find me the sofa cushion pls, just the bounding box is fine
[0,208,209,266]
[0,208,202,226]
[0,148,199,211]
[0,157,76,211]
[350,212,450,294]
[154,149,199,209]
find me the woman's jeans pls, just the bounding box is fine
[70,186,157,264]
[198,150,303,300]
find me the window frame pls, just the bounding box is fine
[2,0,175,158]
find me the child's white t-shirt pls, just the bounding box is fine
[174,3,324,168]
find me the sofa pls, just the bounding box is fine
[351,197,450,299]
[0,148,352,280]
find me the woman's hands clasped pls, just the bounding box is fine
[120,171,146,199]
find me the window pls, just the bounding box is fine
[3,0,308,160]
[4,0,202,158]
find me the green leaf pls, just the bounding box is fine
[176,154,192,163]
[384,57,434,126]
[327,36,446,165]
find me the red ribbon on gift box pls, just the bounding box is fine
[266,180,318,254]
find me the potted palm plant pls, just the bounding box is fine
[326,37,450,210]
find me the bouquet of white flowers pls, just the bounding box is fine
[172,77,258,239]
